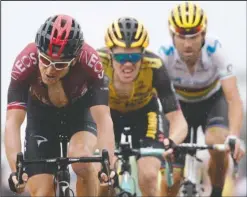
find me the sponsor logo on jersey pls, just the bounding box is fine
[227,64,233,73]
[159,46,174,56]
[207,40,221,56]
[80,50,104,79]
[12,52,38,80]
[32,135,48,147]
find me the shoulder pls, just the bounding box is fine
[202,36,230,65]
[157,42,177,67]
[11,42,39,81]
[141,50,164,69]
[203,36,234,77]
[96,47,111,68]
[203,36,223,57]
[78,42,104,79]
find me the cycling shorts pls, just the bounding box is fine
[24,94,97,178]
[180,88,229,143]
[167,88,229,169]
[111,96,183,167]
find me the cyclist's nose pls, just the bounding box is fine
[46,64,57,74]
[183,39,193,48]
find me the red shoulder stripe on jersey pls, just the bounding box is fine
[7,102,27,110]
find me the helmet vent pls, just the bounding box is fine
[126,22,131,29]
[61,31,66,40]
[185,2,189,11]
[54,29,58,38]
[69,30,74,40]
[61,19,66,28]
[42,24,47,31]
[193,5,197,23]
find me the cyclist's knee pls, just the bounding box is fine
[161,167,183,185]
[69,144,95,176]
[173,168,183,183]
[27,174,54,197]
[138,157,160,186]
[205,126,228,145]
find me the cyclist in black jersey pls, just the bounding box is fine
[5,14,116,197]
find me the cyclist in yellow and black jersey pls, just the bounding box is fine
[98,47,177,113]
[96,17,188,196]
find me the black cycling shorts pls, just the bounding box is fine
[111,96,183,167]
[180,88,229,144]
[24,94,97,178]
[170,89,229,168]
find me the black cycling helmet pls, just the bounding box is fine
[35,14,84,59]
[105,17,149,48]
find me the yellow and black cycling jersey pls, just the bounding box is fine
[97,47,179,113]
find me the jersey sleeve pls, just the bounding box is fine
[7,43,38,111]
[87,75,110,108]
[153,62,180,114]
[209,39,235,80]
[7,80,30,110]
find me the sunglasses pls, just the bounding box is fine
[175,25,203,36]
[112,53,143,64]
[38,52,75,70]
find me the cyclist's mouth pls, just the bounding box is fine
[122,68,135,78]
[123,68,134,74]
[46,74,56,79]
[183,50,194,56]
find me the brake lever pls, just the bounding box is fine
[164,140,174,187]
[228,138,239,178]
[101,149,112,187]
[16,152,24,186]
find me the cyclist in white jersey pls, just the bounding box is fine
[158,2,245,197]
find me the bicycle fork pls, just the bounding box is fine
[56,135,71,197]
[182,128,203,197]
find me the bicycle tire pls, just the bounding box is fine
[181,181,198,197]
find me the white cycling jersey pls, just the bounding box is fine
[158,37,235,103]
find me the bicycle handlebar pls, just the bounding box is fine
[114,143,229,157]
[114,139,239,184]
[16,149,111,186]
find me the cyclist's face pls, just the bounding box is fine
[174,33,204,65]
[38,53,76,85]
[111,47,142,84]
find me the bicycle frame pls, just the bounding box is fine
[114,127,174,197]
[115,128,137,197]
[176,128,238,197]
[16,134,111,197]
[181,127,202,197]
[56,135,71,197]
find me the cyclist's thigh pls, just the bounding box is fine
[110,108,146,148]
[25,100,62,178]
[137,97,166,162]
[205,89,229,144]
[68,99,98,154]
[179,100,207,143]
[27,174,54,196]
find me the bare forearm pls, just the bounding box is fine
[4,123,22,172]
[166,111,188,144]
[228,99,243,137]
[97,118,115,167]
[169,122,187,144]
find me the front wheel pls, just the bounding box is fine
[115,190,136,197]
[181,181,199,197]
